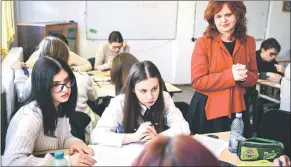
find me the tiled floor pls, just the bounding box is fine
[172,84,195,104]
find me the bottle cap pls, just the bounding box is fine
[236,113,242,118]
[54,151,64,159]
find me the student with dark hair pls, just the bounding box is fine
[110,52,139,95]
[91,61,190,147]
[94,31,130,71]
[26,35,92,72]
[132,135,220,166]
[3,56,95,166]
[11,37,99,144]
[256,38,285,82]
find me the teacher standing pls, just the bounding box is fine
[187,1,258,137]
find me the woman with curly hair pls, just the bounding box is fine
[187,1,258,137]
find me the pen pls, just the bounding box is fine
[93,78,101,88]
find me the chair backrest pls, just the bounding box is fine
[174,101,189,120]
[87,57,95,71]
[261,108,291,157]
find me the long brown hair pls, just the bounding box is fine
[122,61,166,133]
[132,135,220,166]
[204,1,247,42]
[110,52,139,95]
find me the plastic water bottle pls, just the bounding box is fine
[229,113,244,153]
[51,151,68,166]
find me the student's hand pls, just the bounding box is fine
[232,64,247,81]
[266,72,282,82]
[69,140,94,156]
[134,122,153,142]
[94,65,104,71]
[69,152,96,166]
[11,60,28,70]
[273,155,291,166]
[122,40,128,48]
[274,64,286,73]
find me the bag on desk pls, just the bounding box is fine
[237,137,284,161]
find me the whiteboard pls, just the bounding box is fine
[193,1,270,41]
[85,1,178,40]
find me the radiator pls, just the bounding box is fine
[1,47,23,124]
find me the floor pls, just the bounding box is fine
[172,84,195,104]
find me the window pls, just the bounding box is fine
[1,1,15,56]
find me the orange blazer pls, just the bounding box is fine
[191,35,258,120]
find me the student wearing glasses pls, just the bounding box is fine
[11,37,99,144]
[256,38,285,82]
[91,61,190,147]
[3,56,95,166]
[94,31,130,71]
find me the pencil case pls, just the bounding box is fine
[237,137,284,161]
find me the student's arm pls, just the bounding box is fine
[90,96,127,147]
[94,45,106,70]
[160,92,191,136]
[191,38,236,91]
[68,51,92,72]
[238,37,259,87]
[14,69,32,102]
[84,74,97,101]
[25,51,39,69]
[2,109,52,166]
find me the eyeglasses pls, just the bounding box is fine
[51,78,75,93]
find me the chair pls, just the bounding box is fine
[174,101,189,120]
[69,111,91,143]
[261,108,291,158]
[87,57,95,71]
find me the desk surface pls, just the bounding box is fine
[205,131,242,166]
[257,79,281,89]
[88,70,182,98]
[276,56,290,62]
[34,131,241,166]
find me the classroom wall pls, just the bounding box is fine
[15,1,290,84]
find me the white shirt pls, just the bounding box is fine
[280,63,290,112]
[91,91,190,147]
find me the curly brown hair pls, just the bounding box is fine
[204,1,247,42]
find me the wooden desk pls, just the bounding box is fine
[204,131,242,166]
[88,71,182,98]
[276,56,290,63]
[256,79,281,104]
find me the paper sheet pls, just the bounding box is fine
[193,134,228,158]
[90,143,144,166]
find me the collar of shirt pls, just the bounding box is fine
[139,103,151,116]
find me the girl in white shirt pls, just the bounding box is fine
[91,61,190,147]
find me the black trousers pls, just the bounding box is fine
[69,111,91,143]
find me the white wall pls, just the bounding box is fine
[16,1,290,84]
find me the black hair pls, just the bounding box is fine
[24,56,77,137]
[260,38,281,53]
[122,61,166,133]
[108,31,124,43]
